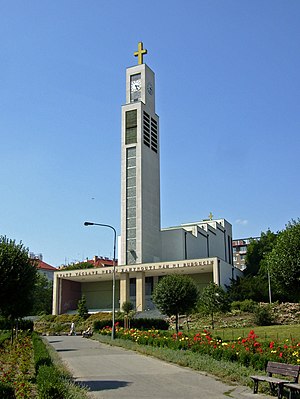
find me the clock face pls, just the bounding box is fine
[131,79,141,92]
[130,73,142,102]
[147,82,153,95]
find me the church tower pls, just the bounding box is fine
[120,43,161,265]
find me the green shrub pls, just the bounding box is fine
[240,300,257,313]
[0,331,11,347]
[249,353,268,371]
[0,317,33,331]
[19,319,34,331]
[253,305,273,326]
[0,382,15,399]
[36,365,66,399]
[231,300,257,313]
[238,351,251,367]
[77,295,89,319]
[32,333,52,372]
[133,318,169,330]
[38,314,56,322]
[0,317,11,330]
[94,318,169,331]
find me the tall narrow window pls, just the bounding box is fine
[126,147,137,264]
[125,110,137,144]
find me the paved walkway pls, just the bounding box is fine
[45,335,273,399]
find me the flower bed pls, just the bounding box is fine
[99,326,300,371]
[0,333,35,398]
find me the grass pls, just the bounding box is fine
[210,324,300,342]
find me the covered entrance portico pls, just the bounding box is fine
[52,257,235,315]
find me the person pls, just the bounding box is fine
[82,326,92,338]
[69,321,76,336]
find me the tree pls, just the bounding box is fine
[30,273,53,315]
[62,262,94,271]
[226,275,270,302]
[226,229,278,303]
[122,301,134,329]
[198,283,229,329]
[245,230,277,276]
[266,219,300,302]
[0,236,37,322]
[77,295,89,319]
[152,274,198,333]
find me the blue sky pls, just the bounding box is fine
[1,1,299,266]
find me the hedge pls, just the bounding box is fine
[93,318,169,331]
[36,365,66,399]
[32,333,52,373]
[0,317,34,331]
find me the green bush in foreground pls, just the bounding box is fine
[36,365,66,399]
[0,382,15,399]
[34,334,89,399]
[32,333,52,372]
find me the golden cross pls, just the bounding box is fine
[134,42,147,65]
[208,212,213,220]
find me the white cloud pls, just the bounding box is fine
[235,219,248,226]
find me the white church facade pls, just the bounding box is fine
[52,43,241,315]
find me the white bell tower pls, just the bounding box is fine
[120,42,161,265]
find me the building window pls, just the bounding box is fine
[125,110,137,144]
[151,117,158,153]
[143,111,150,148]
[143,111,158,153]
[239,246,247,252]
[126,147,137,264]
[130,278,136,296]
[145,277,153,295]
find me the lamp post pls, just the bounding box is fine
[84,221,117,340]
[267,266,272,304]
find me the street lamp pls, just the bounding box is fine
[84,221,117,340]
[267,266,272,304]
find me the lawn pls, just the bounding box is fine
[212,324,300,342]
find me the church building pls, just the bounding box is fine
[52,43,241,315]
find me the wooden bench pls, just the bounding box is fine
[82,328,93,338]
[284,383,300,399]
[251,361,300,398]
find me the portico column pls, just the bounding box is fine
[136,272,145,311]
[213,258,220,286]
[52,274,61,315]
[119,273,130,308]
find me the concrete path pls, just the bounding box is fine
[45,335,273,399]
